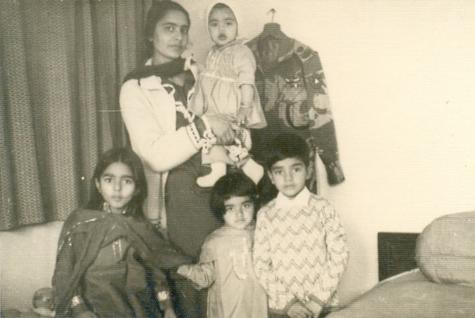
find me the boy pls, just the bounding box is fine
[253,133,349,318]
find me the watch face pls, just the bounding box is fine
[157,291,169,301]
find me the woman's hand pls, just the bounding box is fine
[204,114,235,145]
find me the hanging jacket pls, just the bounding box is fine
[247,24,345,185]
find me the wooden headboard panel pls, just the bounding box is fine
[377,232,419,281]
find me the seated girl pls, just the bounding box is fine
[52,148,191,318]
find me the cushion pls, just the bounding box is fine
[326,270,475,318]
[416,211,475,285]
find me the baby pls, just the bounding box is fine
[191,1,266,187]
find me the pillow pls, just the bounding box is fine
[416,211,475,285]
[326,270,475,318]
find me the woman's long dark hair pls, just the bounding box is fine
[144,0,190,59]
[86,147,147,218]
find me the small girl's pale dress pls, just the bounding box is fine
[177,225,268,318]
[190,39,266,165]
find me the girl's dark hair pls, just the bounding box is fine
[209,172,258,222]
[144,0,191,58]
[265,133,310,170]
[86,147,147,218]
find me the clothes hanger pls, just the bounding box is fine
[260,8,288,40]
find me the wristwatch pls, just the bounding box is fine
[157,291,169,301]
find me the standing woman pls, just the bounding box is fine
[120,1,235,317]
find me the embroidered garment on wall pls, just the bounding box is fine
[247,23,345,185]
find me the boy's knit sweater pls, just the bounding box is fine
[253,188,349,314]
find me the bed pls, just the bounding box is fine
[327,212,475,318]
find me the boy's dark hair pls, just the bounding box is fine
[86,147,147,218]
[144,1,191,58]
[209,172,258,223]
[265,133,310,170]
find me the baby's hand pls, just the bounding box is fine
[287,301,312,318]
[236,106,252,126]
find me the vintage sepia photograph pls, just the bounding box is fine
[1,0,475,317]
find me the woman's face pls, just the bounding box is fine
[150,9,189,64]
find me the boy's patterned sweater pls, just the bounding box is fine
[253,188,349,314]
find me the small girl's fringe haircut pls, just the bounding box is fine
[209,172,258,222]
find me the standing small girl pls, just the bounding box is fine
[53,148,191,318]
[177,172,267,318]
[191,1,267,187]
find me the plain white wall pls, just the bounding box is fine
[180,0,475,301]
[3,0,475,309]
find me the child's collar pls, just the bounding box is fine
[275,187,311,208]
